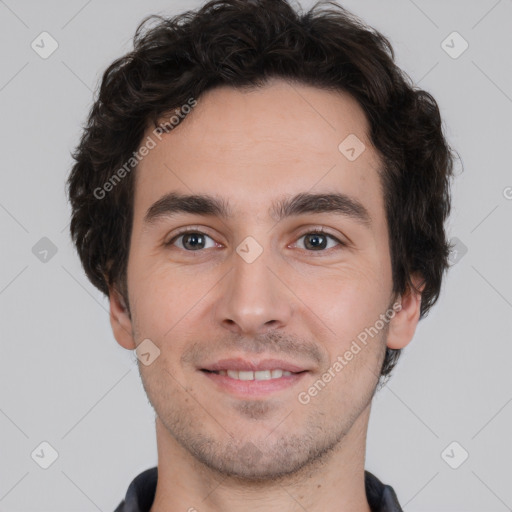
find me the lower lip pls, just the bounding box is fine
[201,370,307,397]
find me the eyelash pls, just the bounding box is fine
[165,227,346,253]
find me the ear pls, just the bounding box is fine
[108,285,136,350]
[386,274,425,350]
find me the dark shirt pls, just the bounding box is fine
[114,466,403,512]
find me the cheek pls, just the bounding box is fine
[128,262,191,340]
[296,263,389,334]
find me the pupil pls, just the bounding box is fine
[306,234,326,250]
[184,233,204,250]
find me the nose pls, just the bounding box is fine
[214,245,294,337]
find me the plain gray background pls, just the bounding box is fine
[0,0,511,510]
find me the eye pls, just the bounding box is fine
[166,229,217,251]
[294,229,344,252]
[165,227,345,253]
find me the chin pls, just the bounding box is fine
[186,433,341,483]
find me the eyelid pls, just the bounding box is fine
[295,226,341,238]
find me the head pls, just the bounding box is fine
[67,0,455,480]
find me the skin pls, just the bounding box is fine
[109,78,423,512]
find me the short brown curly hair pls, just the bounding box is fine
[66,0,457,380]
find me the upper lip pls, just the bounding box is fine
[201,357,309,373]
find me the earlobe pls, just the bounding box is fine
[108,285,136,350]
[386,274,425,350]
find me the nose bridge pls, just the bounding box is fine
[215,236,293,336]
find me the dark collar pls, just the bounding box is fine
[114,467,403,512]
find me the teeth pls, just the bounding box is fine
[218,369,293,380]
[255,370,271,380]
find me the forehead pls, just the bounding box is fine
[133,79,384,225]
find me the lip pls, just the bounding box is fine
[201,357,308,373]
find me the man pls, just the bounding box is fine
[67,0,455,510]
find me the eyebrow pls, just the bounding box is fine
[143,191,372,228]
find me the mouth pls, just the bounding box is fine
[199,358,309,397]
[202,368,301,380]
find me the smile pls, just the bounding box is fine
[205,369,295,380]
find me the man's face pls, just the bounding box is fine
[118,79,401,480]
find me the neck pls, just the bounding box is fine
[149,404,373,512]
